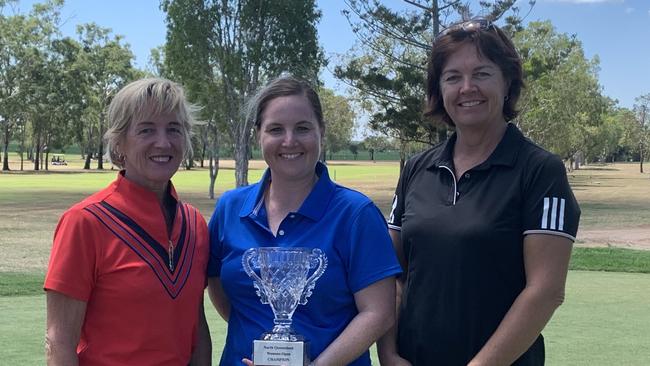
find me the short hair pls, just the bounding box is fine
[246,75,324,131]
[424,19,523,127]
[104,77,198,168]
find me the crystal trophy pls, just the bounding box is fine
[242,247,328,366]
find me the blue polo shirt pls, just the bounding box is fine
[208,162,402,366]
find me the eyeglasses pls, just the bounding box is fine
[436,18,495,40]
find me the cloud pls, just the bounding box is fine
[625,7,634,14]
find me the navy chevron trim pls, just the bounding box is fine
[100,201,187,274]
[83,207,179,298]
[82,201,196,299]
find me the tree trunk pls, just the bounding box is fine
[2,121,10,171]
[97,110,106,170]
[97,140,104,170]
[19,124,25,171]
[208,151,220,200]
[45,134,51,171]
[640,144,645,174]
[399,138,407,172]
[234,137,249,187]
[200,138,206,168]
[34,134,41,171]
[208,122,220,199]
[83,149,92,170]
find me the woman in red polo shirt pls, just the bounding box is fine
[44,78,211,365]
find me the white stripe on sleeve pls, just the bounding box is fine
[550,197,558,230]
[557,198,564,231]
[541,197,550,229]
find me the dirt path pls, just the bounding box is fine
[576,226,650,251]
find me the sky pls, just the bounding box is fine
[14,0,650,109]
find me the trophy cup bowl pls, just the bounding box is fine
[243,247,328,366]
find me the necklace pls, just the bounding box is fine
[168,240,175,271]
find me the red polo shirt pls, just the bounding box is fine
[45,173,209,365]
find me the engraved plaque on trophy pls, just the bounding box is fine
[242,247,328,366]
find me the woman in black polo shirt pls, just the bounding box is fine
[378,19,580,365]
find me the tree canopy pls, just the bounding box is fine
[161,0,324,187]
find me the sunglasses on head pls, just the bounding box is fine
[436,18,495,40]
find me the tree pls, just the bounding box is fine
[161,0,324,187]
[0,0,64,170]
[335,0,532,170]
[0,9,26,171]
[159,0,226,198]
[363,134,391,162]
[5,0,70,171]
[319,88,355,161]
[632,94,650,173]
[74,23,135,170]
[514,21,607,169]
[348,141,360,160]
[582,103,624,164]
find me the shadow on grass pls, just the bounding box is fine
[0,169,115,175]
[575,167,619,171]
[0,273,44,296]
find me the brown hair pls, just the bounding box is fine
[246,75,324,131]
[424,20,523,127]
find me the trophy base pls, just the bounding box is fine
[253,339,310,366]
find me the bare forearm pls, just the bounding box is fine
[46,291,85,366]
[190,299,212,366]
[313,309,393,366]
[46,338,79,366]
[469,286,563,366]
[207,277,230,321]
[377,323,400,364]
[376,279,404,364]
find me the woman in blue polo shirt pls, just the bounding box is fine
[207,75,402,365]
[378,20,580,365]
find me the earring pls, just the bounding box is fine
[504,95,510,101]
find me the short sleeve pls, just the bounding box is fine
[344,203,402,293]
[387,160,411,231]
[44,209,99,302]
[522,155,581,241]
[207,197,225,277]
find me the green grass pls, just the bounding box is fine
[543,271,650,365]
[569,247,650,273]
[2,271,649,365]
[1,161,649,364]
[0,273,45,296]
[1,246,646,298]
[0,294,229,365]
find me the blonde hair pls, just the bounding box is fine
[104,77,198,168]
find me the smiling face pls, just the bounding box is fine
[258,94,322,183]
[119,109,185,194]
[440,42,509,130]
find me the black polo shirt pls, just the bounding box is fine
[388,123,580,365]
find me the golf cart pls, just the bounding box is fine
[51,153,68,166]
